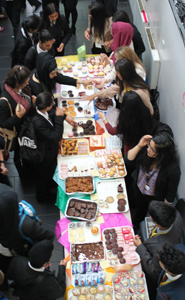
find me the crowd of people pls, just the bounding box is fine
[0,1,185,300]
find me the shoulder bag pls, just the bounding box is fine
[0,97,17,151]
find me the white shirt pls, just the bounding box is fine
[28,261,45,272]
[36,108,54,126]
[36,43,47,54]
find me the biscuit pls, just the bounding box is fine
[106,196,114,203]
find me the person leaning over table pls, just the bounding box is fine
[133,201,183,300]
[84,2,113,55]
[83,58,153,115]
[31,92,76,204]
[98,91,172,155]
[156,243,185,300]
[24,29,55,71]
[29,52,91,97]
[124,134,181,228]
[7,240,68,300]
[94,46,146,91]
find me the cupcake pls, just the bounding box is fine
[77,64,82,70]
[97,286,105,294]
[82,68,87,74]
[80,287,88,295]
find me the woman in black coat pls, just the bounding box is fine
[0,65,36,178]
[125,133,181,227]
[29,52,88,97]
[32,92,75,204]
[41,3,71,56]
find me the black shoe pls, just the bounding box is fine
[71,27,76,35]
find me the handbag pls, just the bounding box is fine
[0,97,17,151]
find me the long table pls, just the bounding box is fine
[54,55,147,299]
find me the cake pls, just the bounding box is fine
[95,97,113,111]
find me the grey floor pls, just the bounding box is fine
[0,1,131,299]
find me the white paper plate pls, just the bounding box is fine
[96,178,129,214]
[68,221,101,244]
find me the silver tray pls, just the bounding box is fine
[65,197,98,221]
[65,176,95,195]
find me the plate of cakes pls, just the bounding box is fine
[58,99,95,118]
[94,148,127,179]
[70,241,105,263]
[57,154,96,180]
[112,271,149,300]
[102,227,140,267]
[61,138,89,156]
[60,83,94,99]
[68,285,113,300]
[63,118,96,139]
[96,179,129,214]
[94,97,116,112]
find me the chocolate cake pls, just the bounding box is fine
[95,97,113,110]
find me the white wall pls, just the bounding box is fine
[130,0,185,197]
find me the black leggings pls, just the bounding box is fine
[64,7,78,29]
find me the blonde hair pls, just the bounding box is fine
[115,46,145,70]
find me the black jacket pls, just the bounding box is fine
[24,45,55,71]
[132,23,145,57]
[29,72,77,96]
[32,111,65,166]
[7,256,66,300]
[125,151,181,203]
[11,27,38,67]
[41,14,71,54]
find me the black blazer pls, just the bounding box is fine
[32,111,65,166]
[24,45,55,71]
[125,150,181,203]
[7,256,66,300]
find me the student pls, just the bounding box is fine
[41,3,71,56]
[157,243,185,300]
[134,201,183,283]
[11,14,41,67]
[7,240,68,300]
[98,91,172,154]
[84,58,153,114]
[32,92,76,203]
[125,134,181,226]
[29,52,90,96]
[112,10,145,59]
[0,191,54,286]
[84,3,113,55]
[24,29,55,71]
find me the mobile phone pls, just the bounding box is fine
[17,103,20,112]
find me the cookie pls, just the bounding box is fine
[106,196,114,203]
[117,193,126,200]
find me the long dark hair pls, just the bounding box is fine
[42,3,67,34]
[90,3,110,39]
[115,58,150,94]
[139,133,178,172]
[117,91,154,146]
[113,10,131,24]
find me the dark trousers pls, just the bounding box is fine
[35,162,57,203]
[5,2,21,37]
[64,6,78,29]
[42,0,59,9]
[132,184,155,226]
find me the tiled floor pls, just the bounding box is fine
[0,1,131,299]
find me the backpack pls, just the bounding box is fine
[18,118,44,164]
[18,200,40,245]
